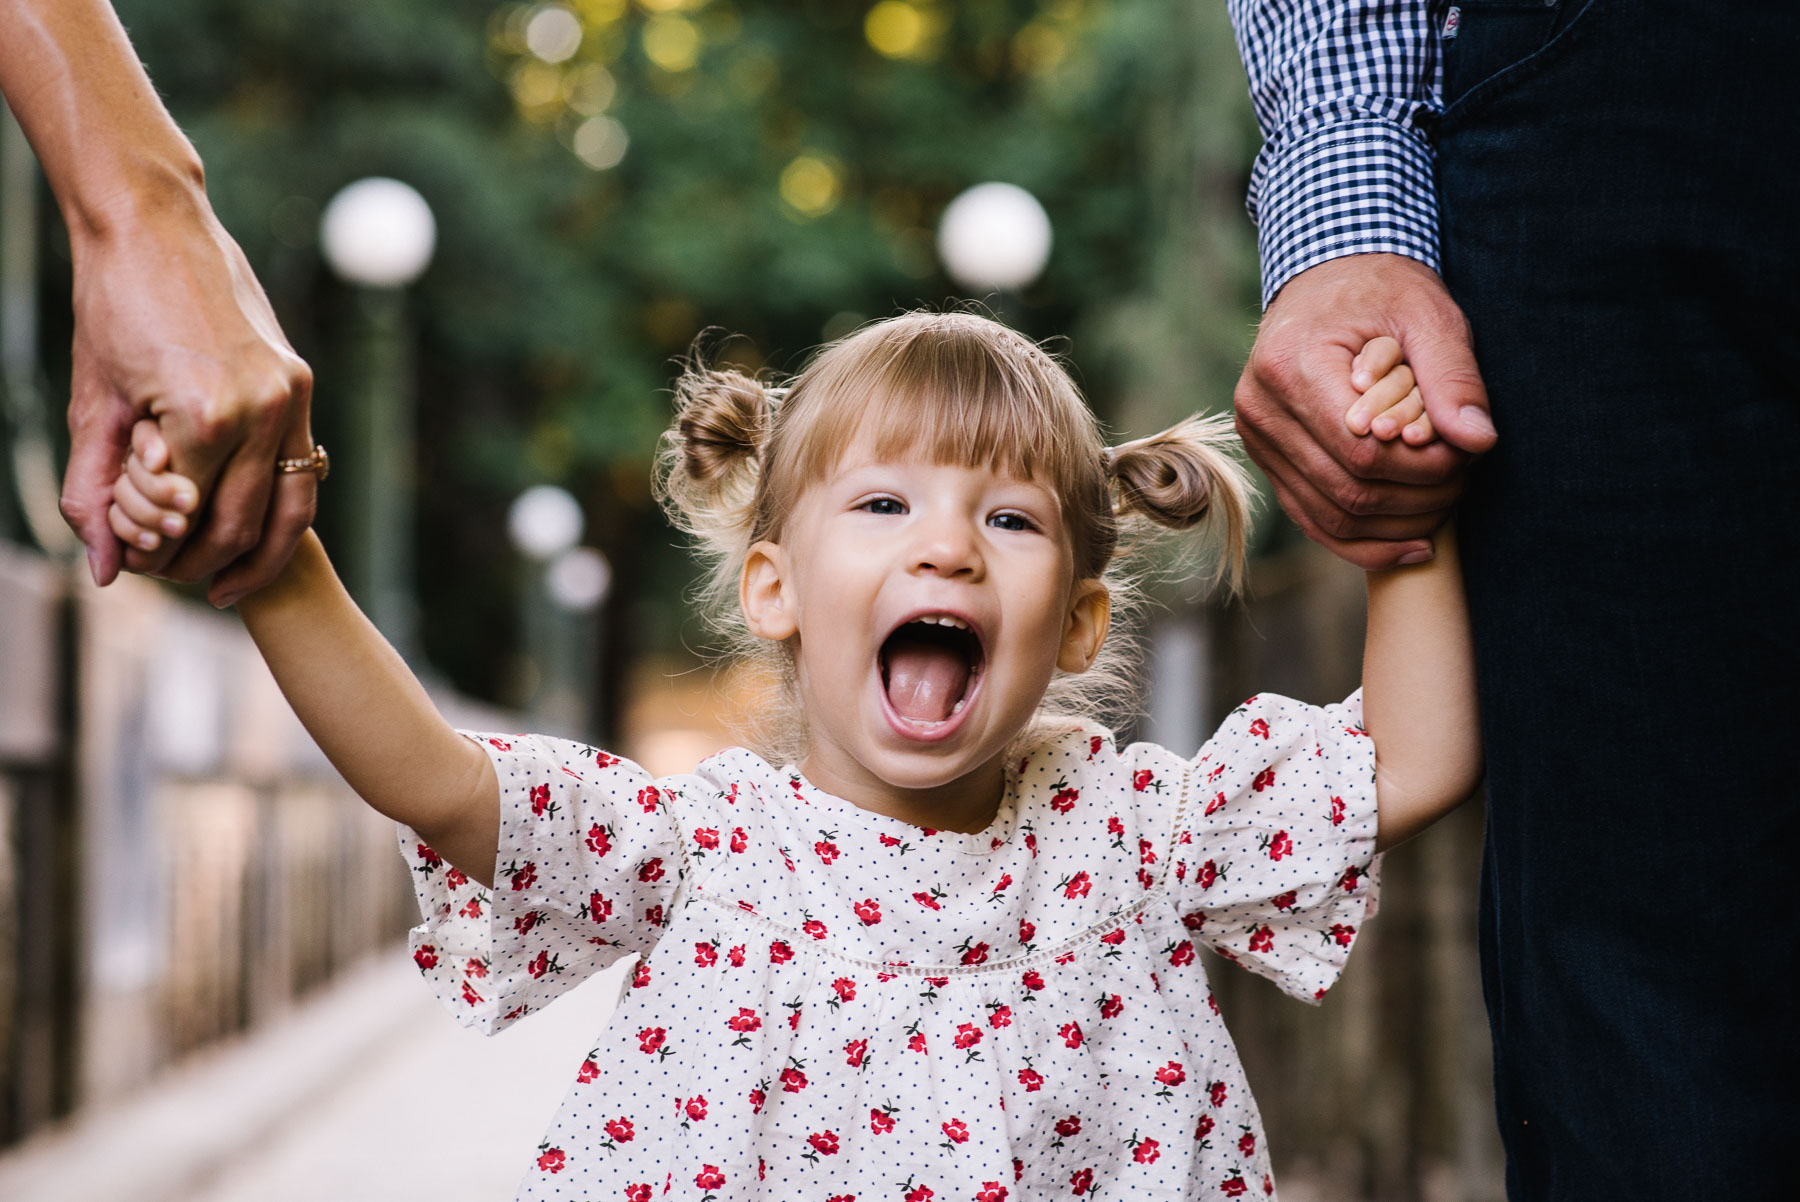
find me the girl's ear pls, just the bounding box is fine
[1057,579,1110,673]
[741,541,798,641]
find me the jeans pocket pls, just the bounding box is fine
[1440,0,1596,121]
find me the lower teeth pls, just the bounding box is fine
[951,700,964,715]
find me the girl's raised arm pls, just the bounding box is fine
[237,531,502,886]
[1362,526,1482,850]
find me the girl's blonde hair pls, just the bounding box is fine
[655,311,1249,764]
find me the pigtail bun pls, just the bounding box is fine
[1108,414,1252,590]
[655,363,775,544]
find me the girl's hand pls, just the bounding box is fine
[1346,336,1438,447]
[109,419,200,555]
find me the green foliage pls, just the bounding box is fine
[112,0,1259,702]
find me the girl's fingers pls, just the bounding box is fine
[1371,385,1428,440]
[1350,336,1404,391]
[113,469,179,535]
[1346,363,1416,435]
[108,499,162,552]
[130,418,170,473]
[1402,406,1439,446]
[126,449,199,520]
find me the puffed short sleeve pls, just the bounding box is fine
[396,733,686,1034]
[1170,691,1378,1003]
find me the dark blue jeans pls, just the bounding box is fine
[1436,1,1799,1196]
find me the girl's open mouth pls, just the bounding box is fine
[878,614,985,737]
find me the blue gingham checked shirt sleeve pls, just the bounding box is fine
[1227,0,1447,308]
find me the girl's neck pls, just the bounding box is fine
[797,746,1006,834]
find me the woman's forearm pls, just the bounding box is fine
[237,532,500,885]
[1363,526,1483,851]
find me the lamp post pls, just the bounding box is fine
[546,545,611,739]
[507,485,595,736]
[936,182,1054,310]
[318,178,436,660]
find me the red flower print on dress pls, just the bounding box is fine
[1205,791,1229,817]
[988,1003,1013,1029]
[1025,831,1038,857]
[1061,871,1092,899]
[632,962,651,988]
[1327,923,1356,947]
[727,1007,761,1040]
[644,904,664,926]
[507,861,537,891]
[1133,768,1157,791]
[1328,794,1347,826]
[955,1023,983,1050]
[1221,1173,1248,1197]
[959,939,990,965]
[625,1186,651,1202]
[1252,768,1276,792]
[1270,889,1297,911]
[1248,717,1270,739]
[464,957,488,978]
[770,940,793,963]
[805,1130,839,1157]
[1051,786,1079,813]
[1248,926,1275,954]
[685,1095,708,1121]
[908,1029,928,1053]
[535,1146,565,1173]
[1101,928,1126,948]
[1060,1021,1084,1048]
[1055,1115,1082,1138]
[694,1165,726,1190]
[1167,940,1196,967]
[729,827,748,853]
[1022,969,1045,992]
[992,873,1012,896]
[413,944,437,971]
[637,1027,667,1054]
[487,737,512,751]
[1209,1079,1228,1107]
[1089,734,1104,758]
[1099,993,1124,1019]
[1196,859,1224,890]
[526,950,562,979]
[779,1064,809,1093]
[803,918,829,940]
[1238,1128,1257,1156]
[585,891,611,923]
[1196,1113,1215,1140]
[1155,1061,1186,1096]
[693,827,719,850]
[528,783,551,815]
[1265,830,1293,860]
[636,786,661,813]
[603,1117,634,1144]
[1018,1066,1044,1091]
[748,1084,766,1113]
[832,977,857,1003]
[636,858,664,883]
[695,942,718,967]
[1108,815,1125,840]
[1139,837,1158,865]
[727,944,745,966]
[1134,1138,1161,1164]
[1018,919,1036,944]
[976,1183,1009,1202]
[941,1118,970,1144]
[814,839,840,864]
[845,1038,867,1068]
[914,888,945,910]
[444,867,468,889]
[906,1185,935,1202]
[416,843,442,871]
[576,1057,599,1083]
[1071,1167,1095,1195]
[1339,865,1362,891]
[854,898,882,924]
[514,910,541,936]
[593,749,618,767]
[1183,910,1206,931]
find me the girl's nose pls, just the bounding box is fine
[909,515,984,579]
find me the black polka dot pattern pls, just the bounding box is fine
[397,692,1377,1201]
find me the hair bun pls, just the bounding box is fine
[674,367,771,484]
[1107,414,1251,588]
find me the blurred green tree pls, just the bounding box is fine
[108,0,1258,711]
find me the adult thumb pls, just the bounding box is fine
[1406,320,1498,455]
[60,417,129,586]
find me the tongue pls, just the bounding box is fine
[884,640,970,723]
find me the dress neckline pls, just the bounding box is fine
[776,761,1022,857]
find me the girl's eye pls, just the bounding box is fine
[861,497,906,516]
[988,511,1035,533]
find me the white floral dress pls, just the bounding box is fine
[399,692,1377,1202]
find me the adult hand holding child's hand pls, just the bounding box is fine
[1234,253,1498,569]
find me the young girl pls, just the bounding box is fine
[111,312,1477,1201]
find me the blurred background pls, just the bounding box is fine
[0,2,1499,1199]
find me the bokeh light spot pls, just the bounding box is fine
[865,1,925,59]
[573,116,630,169]
[566,63,618,115]
[779,155,842,219]
[509,59,566,121]
[526,5,585,63]
[643,14,702,70]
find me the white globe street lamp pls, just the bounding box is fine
[936,182,1053,293]
[320,178,437,289]
[320,178,437,658]
[546,546,612,614]
[508,485,586,562]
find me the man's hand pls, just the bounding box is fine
[61,191,315,606]
[1234,253,1497,569]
